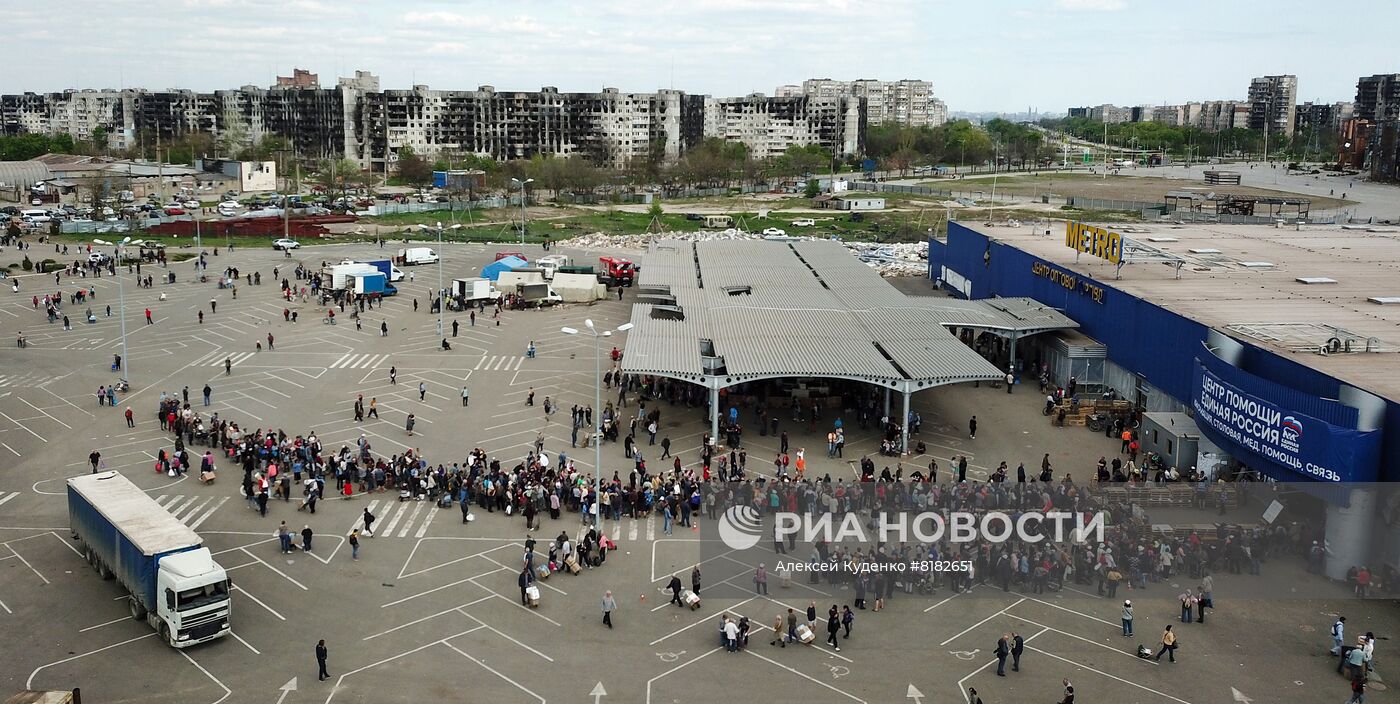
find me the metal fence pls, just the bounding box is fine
[849,181,955,198]
[365,198,508,216]
[59,215,192,235]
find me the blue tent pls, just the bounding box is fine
[482,255,528,281]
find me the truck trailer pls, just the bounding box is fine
[68,472,230,648]
[516,282,563,306]
[451,277,501,303]
[340,258,404,282]
[347,272,387,296]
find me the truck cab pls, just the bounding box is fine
[599,256,637,287]
[156,549,231,647]
[535,254,572,280]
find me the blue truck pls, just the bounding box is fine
[68,472,231,648]
[361,258,404,283]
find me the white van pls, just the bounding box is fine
[792,218,816,227]
[21,209,51,224]
[398,247,439,265]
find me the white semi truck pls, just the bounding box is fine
[68,472,231,648]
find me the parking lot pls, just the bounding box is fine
[0,239,1393,704]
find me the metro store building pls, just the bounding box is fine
[929,220,1398,578]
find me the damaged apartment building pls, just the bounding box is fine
[2,71,866,172]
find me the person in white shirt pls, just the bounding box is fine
[723,617,740,652]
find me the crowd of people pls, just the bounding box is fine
[35,240,1371,704]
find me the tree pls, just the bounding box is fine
[0,133,78,161]
[396,147,433,190]
[165,132,216,166]
[217,111,251,157]
[645,202,666,232]
[804,179,821,198]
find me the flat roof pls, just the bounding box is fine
[976,221,1400,403]
[623,239,1076,389]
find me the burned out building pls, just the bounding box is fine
[1,72,864,173]
[355,86,707,172]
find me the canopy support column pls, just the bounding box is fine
[709,385,720,442]
[900,389,912,455]
[1008,332,1020,391]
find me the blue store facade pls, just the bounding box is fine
[929,222,1397,576]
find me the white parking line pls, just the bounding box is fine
[78,615,132,633]
[939,597,1025,646]
[26,633,158,690]
[324,626,486,703]
[442,641,546,703]
[380,573,492,608]
[231,584,286,621]
[414,506,437,538]
[957,627,1049,704]
[380,503,408,536]
[188,497,228,530]
[1026,645,1191,704]
[398,502,426,538]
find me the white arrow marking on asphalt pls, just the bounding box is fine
[1231,687,1252,703]
[907,684,924,703]
[275,677,297,704]
[590,681,608,704]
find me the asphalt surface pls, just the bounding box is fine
[0,240,1393,704]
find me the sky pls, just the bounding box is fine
[2,0,1396,113]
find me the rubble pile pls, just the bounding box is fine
[558,229,766,251]
[845,241,929,277]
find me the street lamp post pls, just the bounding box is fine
[418,222,460,341]
[560,319,633,527]
[988,146,999,222]
[511,177,534,246]
[94,237,133,385]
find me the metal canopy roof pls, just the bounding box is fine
[622,239,1078,391]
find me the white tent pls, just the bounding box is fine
[552,273,606,303]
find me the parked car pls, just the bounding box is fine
[163,207,185,216]
[182,200,200,209]
[88,252,111,265]
[792,218,815,227]
[761,227,786,236]
[685,213,703,221]
[272,238,300,250]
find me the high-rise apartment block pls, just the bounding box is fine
[1354,74,1400,122]
[1295,102,1354,134]
[795,78,945,126]
[1087,104,1131,124]
[1247,75,1298,136]
[703,93,864,159]
[0,72,869,171]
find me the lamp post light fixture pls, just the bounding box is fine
[560,319,634,527]
[511,177,534,246]
[94,236,134,384]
